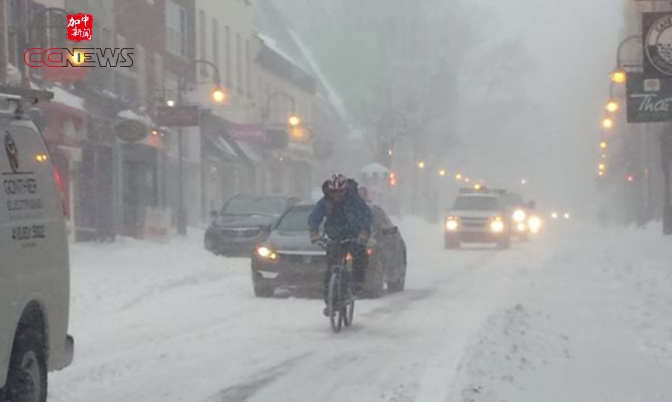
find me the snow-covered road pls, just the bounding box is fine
[49,220,672,402]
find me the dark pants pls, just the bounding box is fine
[324,242,368,302]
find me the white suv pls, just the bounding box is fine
[444,188,511,249]
[0,87,73,402]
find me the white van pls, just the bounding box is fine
[0,86,73,402]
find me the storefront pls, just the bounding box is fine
[120,132,164,238]
[39,86,87,241]
[200,112,254,215]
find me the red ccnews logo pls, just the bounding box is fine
[67,13,93,42]
[23,12,134,68]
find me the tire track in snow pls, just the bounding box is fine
[209,353,313,402]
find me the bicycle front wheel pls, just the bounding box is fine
[327,273,342,332]
[343,298,355,327]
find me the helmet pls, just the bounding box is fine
[326,174,348,193]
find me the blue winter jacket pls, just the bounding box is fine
[308,183,372,240]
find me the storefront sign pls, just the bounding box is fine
[644,12,672,78]
[156,105,200,127]
[626,72,672,123]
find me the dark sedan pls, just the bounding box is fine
[205,195,300,256]
[251,203,407,298]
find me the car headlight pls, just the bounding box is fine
[512,209,526,222]
[255,245,278,260]
[528,216,542,233]
[490,217,505,233]
[516,222,526,232]
[445,217,459,231]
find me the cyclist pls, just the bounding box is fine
[308,174,373,316]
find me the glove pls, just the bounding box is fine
[309,231,320,244]
[357,231,371,245]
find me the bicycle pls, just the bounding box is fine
[317,237,358,333]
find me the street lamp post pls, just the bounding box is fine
[262,91,299,126]
[260,91,302,195]
[175,60,225,235]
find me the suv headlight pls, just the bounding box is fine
[445,217,459,231]
[490,217,505,233]
[512,209,526,222]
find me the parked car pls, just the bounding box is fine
[205,195,300,256]
[0,86,74,402]
[251,202,407,298]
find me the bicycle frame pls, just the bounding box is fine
[318,238,357,332]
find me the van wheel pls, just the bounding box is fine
[6,329,47,402]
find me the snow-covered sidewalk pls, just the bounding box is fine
[453,223,672,402]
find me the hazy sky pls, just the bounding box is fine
[457,0,624,212]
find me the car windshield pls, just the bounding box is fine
[275,205,313,232]
[452,196,500,211]
[499,194,525,208]
[221,197,287,216]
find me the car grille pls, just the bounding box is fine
[220,228,261,239]
[460,217,489,229]
[278,253,327,265]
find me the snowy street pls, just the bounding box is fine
[48,221,672,402]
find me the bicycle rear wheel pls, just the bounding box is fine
[327,273,342,332]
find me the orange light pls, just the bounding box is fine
[627,175,635,182]
[598,171,605,176]
[289,126,309,142]
[600,141,607,149]
[455,173,463,180]
[611,69,627,84]
[418,161,426,169]
[606,100,619,113]
[69,50,85,66]
[288,114,301,127]
[439,169,447,177]
[602,117,614,129]
[389,172,397,187]
[211,86,227,103]
[598,163,606,171]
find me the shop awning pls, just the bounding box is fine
[204,134,239,161]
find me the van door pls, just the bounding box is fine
[0,119,69,384]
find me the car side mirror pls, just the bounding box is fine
[528,201,536,209]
